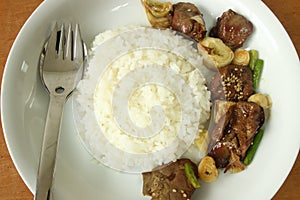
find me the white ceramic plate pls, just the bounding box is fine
[2,0,300,199]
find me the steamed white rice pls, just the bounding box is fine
[74,26,211,172]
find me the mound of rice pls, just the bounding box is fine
[74,26,211,173]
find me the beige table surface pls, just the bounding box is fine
[0,0,299,199]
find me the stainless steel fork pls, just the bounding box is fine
[34,23,85,200]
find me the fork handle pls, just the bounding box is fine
[34,94,67,200]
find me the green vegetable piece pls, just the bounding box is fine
[253,59,264,92]
[249,49,259,70]
[243,129,264,165]
[184,163,201,188]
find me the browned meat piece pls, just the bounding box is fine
[171,2,206,42]
[208,102,264,171]
[142,159,198,200]
[209,9,254,49]
[209,65,254,101]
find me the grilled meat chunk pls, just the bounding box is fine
[171,2,206,42]
[142,159,198,200]
[209,65,254,101]
[209,9,253,49]
[208,102,265,171]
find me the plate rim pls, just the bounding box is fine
[1,0,299,198]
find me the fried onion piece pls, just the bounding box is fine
[141,0,173,28]
[198,37,234,68]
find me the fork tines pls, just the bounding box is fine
[51,23,83,61]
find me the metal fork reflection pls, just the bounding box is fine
[34,23,85,200]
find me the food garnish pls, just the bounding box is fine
[184,162,201,188]
[232,48,250,66]
[141,0,173,28]
[248,93,272,109]
[248,49,264,92]
[253,58,264,92]
[243,129,265,165]
[249,49,259,70]
[198,156,219,182]
[198,37,234,68]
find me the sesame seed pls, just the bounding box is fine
[183,193,187,198]
[180,190,184,194]
[172,189,177,193]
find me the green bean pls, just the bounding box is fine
[243,129,264,165]
[253,59,264,92]
[249,49,259,70]
[184,163,201,188]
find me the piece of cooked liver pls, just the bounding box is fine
[209,65,254,102]
[208,102,265,170]
[142,159,198,200]
[209,9,254,49]
[171,2,206,42]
